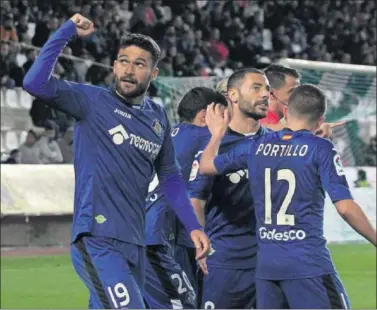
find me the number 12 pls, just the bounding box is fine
[264,168,296,226]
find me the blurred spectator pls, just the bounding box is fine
[354,169,372,188]
[1,149,20,164]
[18,129,44,164]
[0,41,24,88]
[15,14,29,42]
[38,120,63,164]
[32,15,60,47]
[86,54,112,86]
[22,49,37,74]
[1,13,18,42]
[58,46,79,82]
[364,135,377,166]
[57,127,74,164]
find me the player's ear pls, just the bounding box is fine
[228,88,238,103]
[113,60,117,75]
[151,67,159,80]
[198,109,206,125]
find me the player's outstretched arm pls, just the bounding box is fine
[23,14,95,120]
[335,199,376,246]
[318,142,376,247]
[200,103,230,175]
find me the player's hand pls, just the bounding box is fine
[198,257,209,275]
[206,103,230,138]
[70,14,94,37]
[315,121,345,138]
[190,229,211,260]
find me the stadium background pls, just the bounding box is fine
[1,0,376,308]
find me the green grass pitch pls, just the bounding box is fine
[1,244,376,308]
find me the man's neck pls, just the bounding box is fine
[229,112,260,134]
[116,90,144,106]
[268,100,282,118]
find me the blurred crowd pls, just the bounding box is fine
[1,0,376,165]
[1,0,376,87]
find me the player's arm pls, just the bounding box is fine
[188,153,214,227]
[335,199,376,246]
[200,103,251,175]
[154,110,210,259]
[23,14,95,120]
[318,143,376,246]
[191,198,206,227]
[188,156,214,276]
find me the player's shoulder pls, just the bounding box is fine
[302,134,335,150]
[70,81,108,96]
[144,96,166,113]
[143,97,170,122]
[174,123,210,138]
[255,127,279,142]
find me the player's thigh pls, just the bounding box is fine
[281,274,350,309]
[256,278,287,309]
[200,267,256,309]
[71,235,145,309]
[174,245,198,293]
[144,245,196,309]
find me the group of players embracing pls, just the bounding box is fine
[23,13,376,309]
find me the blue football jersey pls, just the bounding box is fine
[63,88,172,246]
[190,126,270,269]
[214,128,353,279]
[22,20,184,246]
[145,124,210,247]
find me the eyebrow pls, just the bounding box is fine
[117,55,147,63]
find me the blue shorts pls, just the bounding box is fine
[71,235,145,309]
[174,244,198,294]
[144,245,197,309]
[200,266,256,309]
[256,273,350,309]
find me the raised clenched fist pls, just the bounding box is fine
[69,14,94,37]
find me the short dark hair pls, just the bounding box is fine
[178,87,227,123]
[118,33,161,66]
[264,64,301,89]
[227,68,265,90]
[288,84,327,123]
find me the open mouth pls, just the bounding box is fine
[121,78,137,85]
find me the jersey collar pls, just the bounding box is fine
[228,124,265,136]
[110,84,146,110]
[283,127,312,134]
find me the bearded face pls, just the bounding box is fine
[113,45,158,100]
[235,73,271,120]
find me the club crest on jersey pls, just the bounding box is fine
[152,119,163,137]
[333,151,345,176]
[282,134,293,141]
[189,160,200,181]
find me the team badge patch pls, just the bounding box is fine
[189,160,200,181]
[152,119,163,137]
[333,152,345,176]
